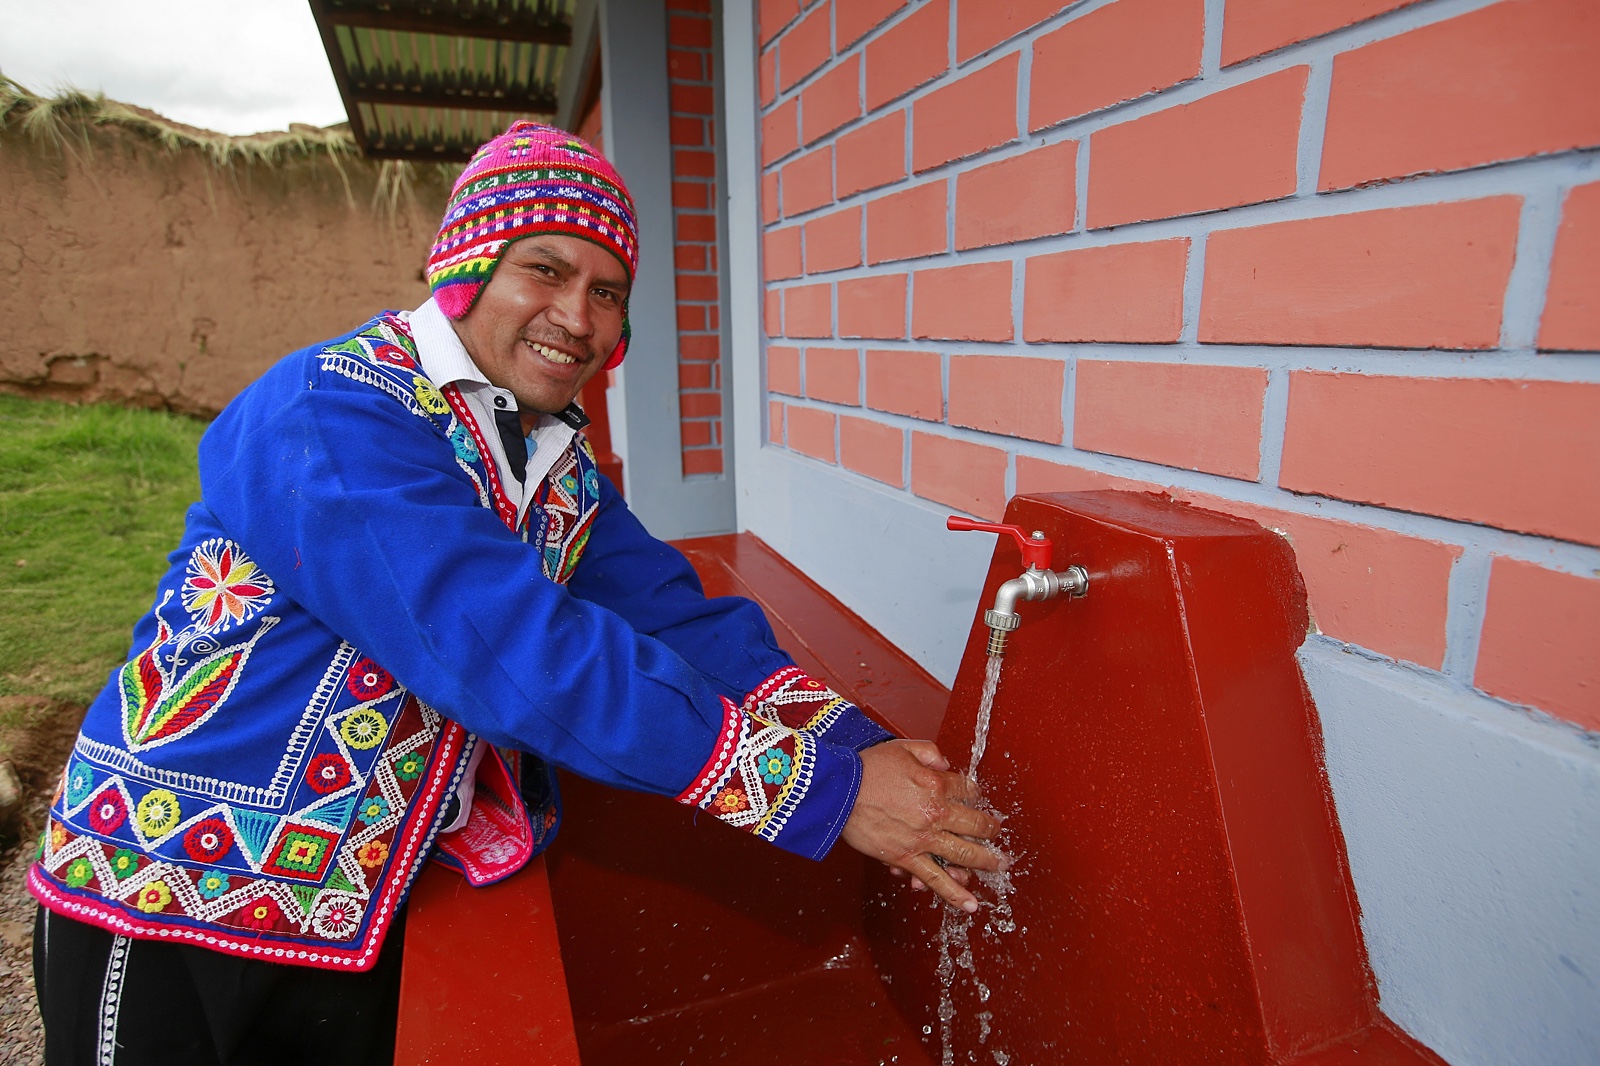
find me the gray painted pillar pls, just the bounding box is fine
[721,0,764,529]
[598,0,736,539]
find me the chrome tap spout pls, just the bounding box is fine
[947,516,1090,656]
[984,564,1088,656]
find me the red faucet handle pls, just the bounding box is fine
[945,516,1053,570]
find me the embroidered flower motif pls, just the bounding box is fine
[583,468,600,497]
[412,376,450,415]
[181,540,274,631]
[712,786,748,815]
[339,709,388,751]
[64,857,95,888]
[345,658,394,702]
[758,748,793,785]
[357,795,391,825]
[392,751,425,782]
[182,817,234,864]
[110,849,141,880]
[311,894,362,940]
[449,422,480,463]
[305,753,353,794]
[134,789,181,839]
[356,840,390,869]
[65,761,95,806]
[134,880,172,914]
[239,894,282,930]
[88,788,128,834]
[196,869,231,900]
[49,823,67,853]
[370,342,415,369]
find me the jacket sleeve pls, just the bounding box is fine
[568,476,897,752]
[563,474,794,702]
[194,360,859,860]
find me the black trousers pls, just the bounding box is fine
[32,906,405,1066]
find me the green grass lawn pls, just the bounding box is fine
[0,394,205,710]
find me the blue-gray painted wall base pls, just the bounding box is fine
[1303,640,1600,1066]
[736,449,993,687]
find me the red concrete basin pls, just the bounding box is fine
[398,494,1447,1065]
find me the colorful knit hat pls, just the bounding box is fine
[427,121,640,370]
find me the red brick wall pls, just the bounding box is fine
[756,0,1600,730]
[669,0,725,476]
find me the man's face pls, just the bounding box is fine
[450,234,630,416]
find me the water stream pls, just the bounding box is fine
[967,654,1005,779]
[935,652,1016,1065]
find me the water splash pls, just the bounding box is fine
[935,653,1014,1066]
[935,901,973,1066]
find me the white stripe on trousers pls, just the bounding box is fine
[95,934,130,1066]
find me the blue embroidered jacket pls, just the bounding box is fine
[30,313,892,971]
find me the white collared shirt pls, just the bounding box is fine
[403,296,577,530]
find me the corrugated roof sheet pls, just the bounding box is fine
[310,0,575,161]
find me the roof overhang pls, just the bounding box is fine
[308,0,587,162]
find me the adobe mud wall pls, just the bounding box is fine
[0,124,451,417]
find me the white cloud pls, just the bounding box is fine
[0,0,347,135]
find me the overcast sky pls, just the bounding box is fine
[0,0,348,135]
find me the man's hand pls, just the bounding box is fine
[840,740,1004,913]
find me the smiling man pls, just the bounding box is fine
[448,235,626,422]
[28,123,999,1065]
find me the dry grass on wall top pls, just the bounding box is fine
[1,75,354,166]
[0,75,460,211]
[0,76,457,417]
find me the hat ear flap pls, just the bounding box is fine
[601,310,631,370]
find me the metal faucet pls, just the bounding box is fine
[948,517,1089,657]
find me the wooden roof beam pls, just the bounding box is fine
[359,144,477,162]
[348,87,558,113]
[308,0,374,151]
[317,7,573,47]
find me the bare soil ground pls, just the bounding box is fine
[0,698,88,1064]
